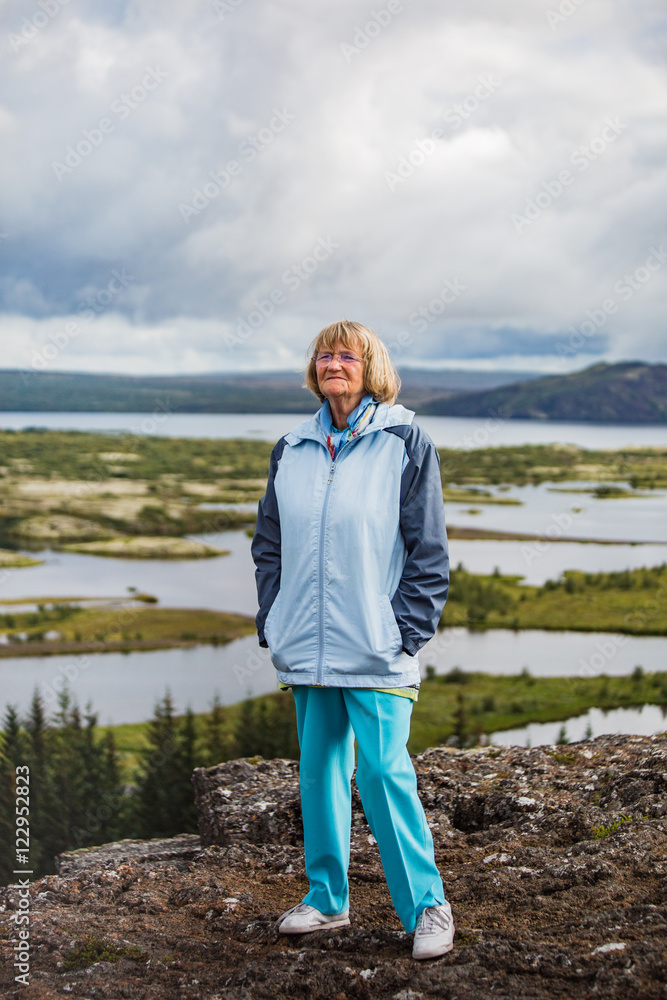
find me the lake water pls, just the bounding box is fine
[0,412,665,736]
[448,481,667,546]
[1,411,665,449]
[1,632,665,728]
[2,513,665,615]
[490,704,667,747]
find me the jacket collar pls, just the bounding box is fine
[320,393,375,437]
[285,400,415,447]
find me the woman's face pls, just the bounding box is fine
[316,339,365,403]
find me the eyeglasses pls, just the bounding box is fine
[314,351,363,366]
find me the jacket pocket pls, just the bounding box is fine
[379,594,403,656]
[263,590,282,648]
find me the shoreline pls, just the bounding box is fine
[446,525,663,544]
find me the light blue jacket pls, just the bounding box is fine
[251,400,449,688]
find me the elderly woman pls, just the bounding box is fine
[251,320,453,960]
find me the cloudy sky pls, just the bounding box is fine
[1,0,666,376]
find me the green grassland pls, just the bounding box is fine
[61,536,228,559]
[0,600,256,656]
[409,668,667,752]
[0,431,665,554]
[1,564,665,658]
[0,548,42,567]
[442,487,521,505]
[0,429,664,485]
[441,564,667,634]
[548,485,643,498]
[0,430,269,553]
[100,668,667,779]
[438,443,667,488]
[0,429,273,482]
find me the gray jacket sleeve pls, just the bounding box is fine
[384,423,449,656]
[250,437,286,647]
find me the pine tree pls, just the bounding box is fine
[2,706,26,766]
[48,692,86,859]
[0,708,25,885]
[264,694,299,760]
[23,689,54,874]
[173,707,198,832]
[454,690,468,748]
[234,696,260,758]
[67,708,124,850]
[233,694,299,760]
[134,692,199,838]
[202,694,233,766]
[556,724,569,745]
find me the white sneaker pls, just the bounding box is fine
[412,902,454,959]
[276,902,350,935]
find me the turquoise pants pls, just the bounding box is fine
[292,685,446,932]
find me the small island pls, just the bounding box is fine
[61,537,229,559]
[0,596,255,657]
[0,548,43,568]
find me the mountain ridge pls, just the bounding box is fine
[0,361,664,421]
[0,366,537,413]
[421,361,667,423]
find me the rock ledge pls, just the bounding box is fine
[1,734,666,999]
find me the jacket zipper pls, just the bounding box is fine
[316,432,370,684]
[316,452,338,684]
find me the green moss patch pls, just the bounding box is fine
[61,935,148,971]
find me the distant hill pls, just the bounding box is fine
[421,362,667,424]
[2,363,662,421]
[0,367,538,414]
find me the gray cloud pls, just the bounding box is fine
[1,0,666,375]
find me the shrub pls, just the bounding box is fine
[442,666,469,684]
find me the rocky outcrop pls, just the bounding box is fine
[1,734,666,999]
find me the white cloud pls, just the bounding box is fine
[0,0,665,374]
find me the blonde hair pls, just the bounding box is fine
[304,320,401,404]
